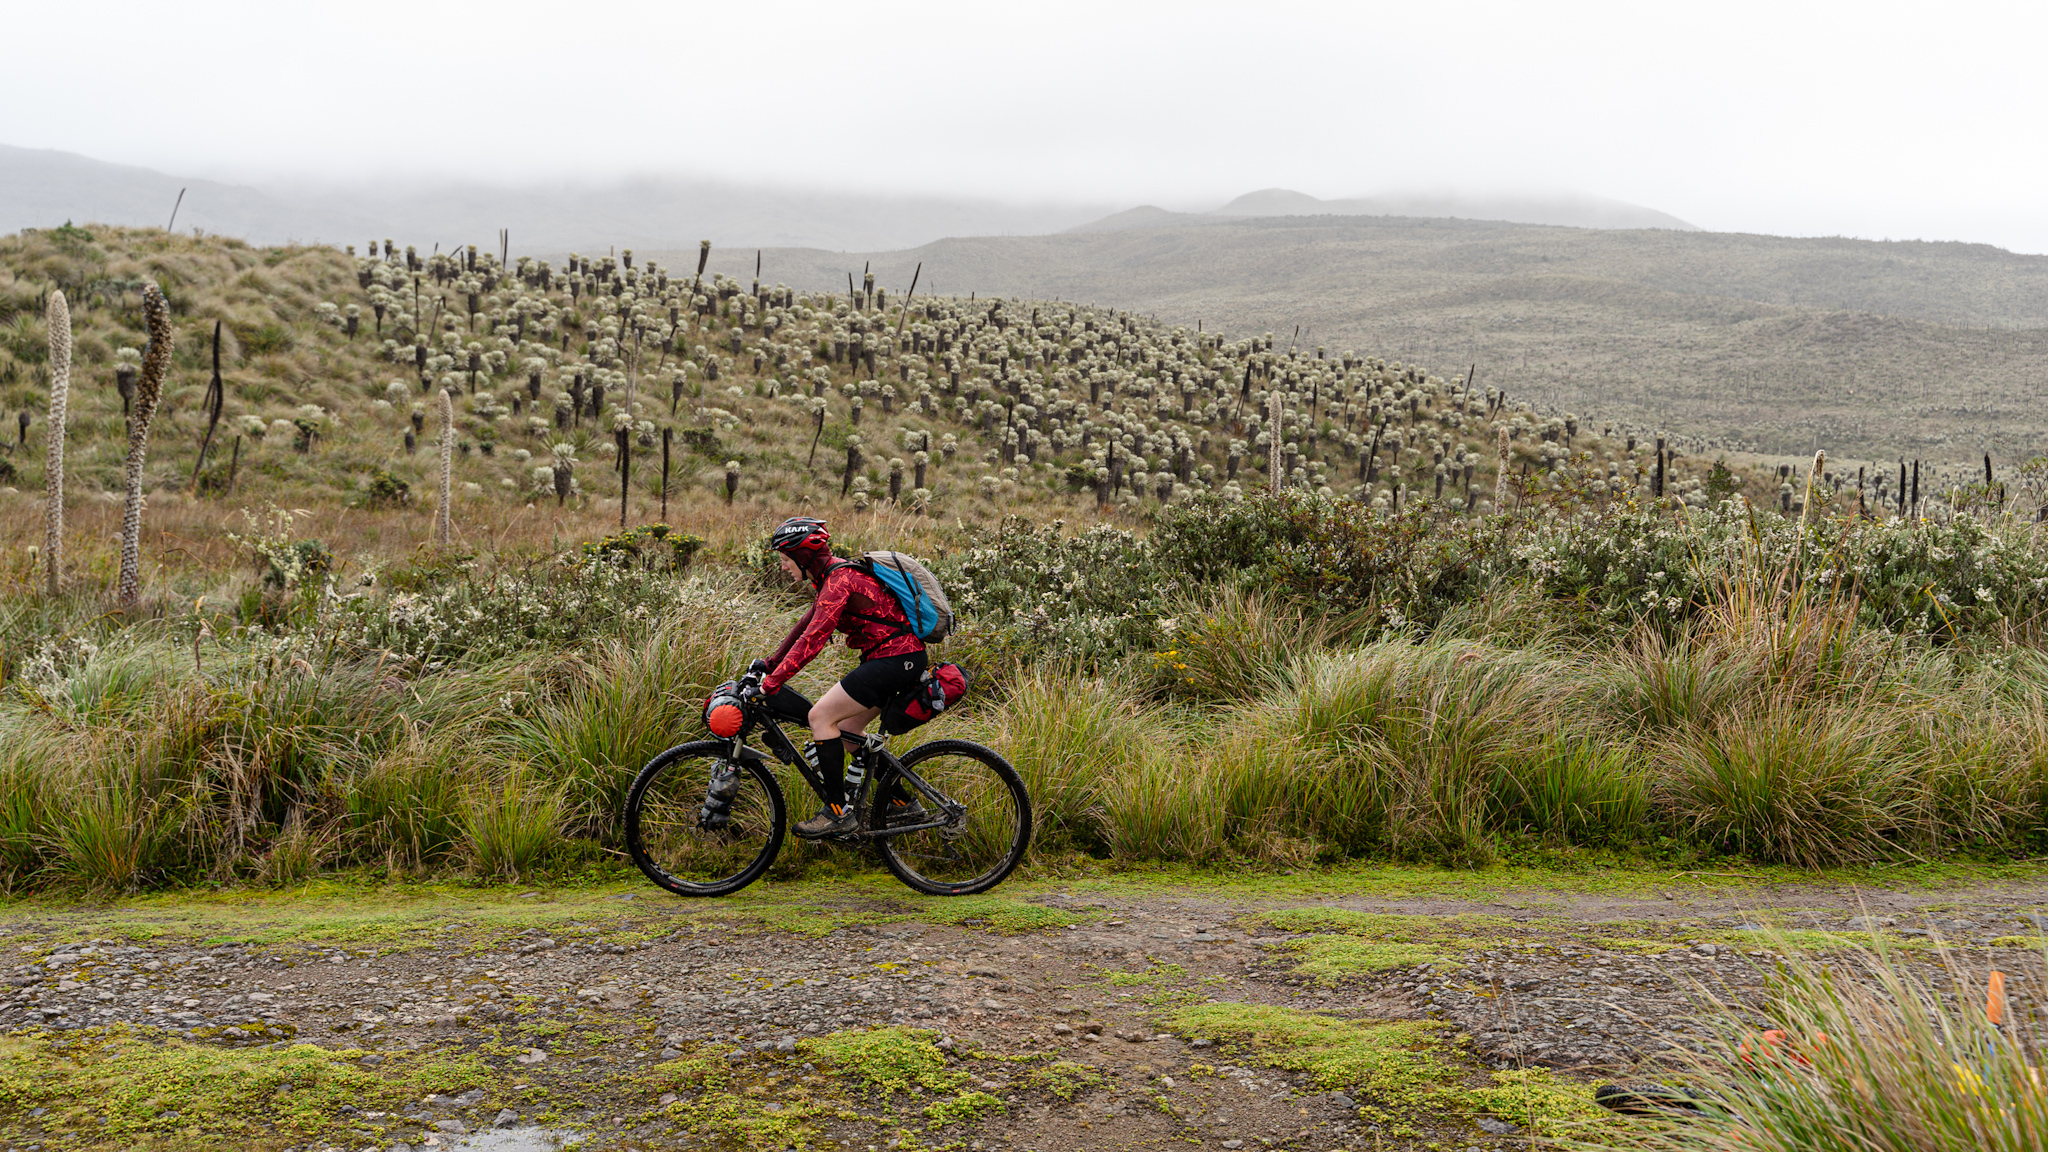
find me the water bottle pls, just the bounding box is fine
[844,748,867,797]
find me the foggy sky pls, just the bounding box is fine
[5,0,2044,252]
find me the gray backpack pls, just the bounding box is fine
[840,550,955,644]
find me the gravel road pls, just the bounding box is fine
[0,873,2042,1151]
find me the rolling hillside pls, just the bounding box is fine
[672,214,2048,460]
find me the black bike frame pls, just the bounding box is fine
[725,707,962,840]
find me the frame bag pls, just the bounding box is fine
[881,662,969,735]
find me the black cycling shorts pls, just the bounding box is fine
[840,650,928,709]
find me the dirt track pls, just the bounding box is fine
[1,868,2044,1151]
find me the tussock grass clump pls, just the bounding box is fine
[1665,705,1914,867]
[460,769,564,880]
[500,596,771,829]
[0,559,800,888]
[1149,586,1331,703]
[1590,943,2048,1152]
[1214,642,1569,864]
[958,665,1150,854]
[1495,735,1648,845]
[343,734,467,868]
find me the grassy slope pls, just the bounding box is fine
[0,226,1098,592]
[0,222,1740,602]
[676,215,2048,460]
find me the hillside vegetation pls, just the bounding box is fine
[0,222,1767,570]
[682,214,2048,460]
[0,224,2044,893]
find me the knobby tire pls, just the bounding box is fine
[623,741,786,898]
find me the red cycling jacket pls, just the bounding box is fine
[762,563,925,694]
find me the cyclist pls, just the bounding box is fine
[756,516,926,837]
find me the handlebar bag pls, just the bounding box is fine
[703,681,747,737]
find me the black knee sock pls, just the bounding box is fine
[814,739,845,810]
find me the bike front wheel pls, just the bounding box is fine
[624,741,786,897]
[874,739,1031,896]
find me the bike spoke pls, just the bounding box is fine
[876,743,1029,893]
[627,749,782,896]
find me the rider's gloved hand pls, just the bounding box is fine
[748,658,770,675]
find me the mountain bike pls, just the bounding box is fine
[622,667,1032,897]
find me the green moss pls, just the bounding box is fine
[925,896,1091,933]
[9,859,2045,950]
[1261,908,1512,937]
[1715,928,1899,954]
[1260,909,1507,982]
[1104,961,1187,986]
[1462,1067,1604,1135]
[1990,934,2048,949]
[1590,936,1683,954]
[0,1028,489,1146]
[1165,1004,1622,1141]
[1289,935,1455,980]
[1023,1060,1104,1101]
[799,1027,966,1096]
[1163,1003,1460,1115]
[639,1050,740,1093]
[923,1089,1003,1126]
[661,1089,828,1148]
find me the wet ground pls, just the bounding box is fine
[1,865,2044,1151]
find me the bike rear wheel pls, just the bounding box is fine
[624,741,785,897]
[874,739,1031,896]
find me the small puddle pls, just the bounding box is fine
[438,1128,584,1151]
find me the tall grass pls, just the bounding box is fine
[1149,586,1332,704]
[1099,752,1228,861]
[958,665,1153,854]
[0,512,2044,887]
[461,769,565,880]
[1664,705,1913,867]
[1211,643,1567,864]
[50,750,192,892]
[343,732,469,869]
[948,576,2048,869]
[1585,940,2048,1152]
[499,598,770,832]
[1492,735,1647,845]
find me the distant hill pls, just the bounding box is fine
[0,144,368,243]
[4,144,1705,253]
[1206,188,1700,231]
[1066,205,1213,233]
[15,143,2045,460]
[0,144,1115,253]
[1063,190,1698,235]
[663,214,2048,460]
